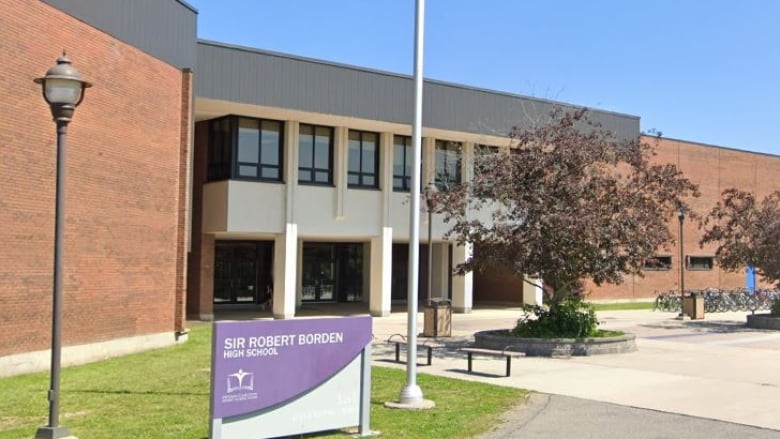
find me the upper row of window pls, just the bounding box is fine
[207,116,464,191]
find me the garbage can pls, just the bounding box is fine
[423,299,452,337]
[683,294,705,320]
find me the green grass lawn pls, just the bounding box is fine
[0,322,526,439]
[592,301,654,311]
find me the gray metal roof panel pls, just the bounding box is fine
[42,0,197,69]
[195,40,639,139]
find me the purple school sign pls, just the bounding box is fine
[210,316,373,439]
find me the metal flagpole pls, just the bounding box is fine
[398,0,426,405]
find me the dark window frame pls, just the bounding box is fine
[434,139,462,190]
[298,123,334,186]
[347,130,380,189]
[207,117,233,181]
[475,144,499,178]
[687,255,714,271]
[393,135,412,192]
[644,255,672,271]
[235,117,284,182]
[206,115,285,183]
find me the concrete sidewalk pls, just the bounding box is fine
[478,393,780,439]
[371,308,780,432]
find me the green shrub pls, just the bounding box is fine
[512,296,600,338]
[772,297,780,316]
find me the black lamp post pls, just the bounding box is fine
[677,205,686,318]
[426,183,438,304]
[34,53,91,439]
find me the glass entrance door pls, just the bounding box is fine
[337,244,363,302]
[302,243,364,302]
[391,243,428,301]
[302,244,336,301]
[214,241,273,304]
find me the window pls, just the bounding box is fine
[207,118,232,181]
[475,144,499,178]
[644,256,672,271]
[687,256,714,271]
[348,130,379,188]
[434,140,461,190]
[298,124,333,185]
[206,116,283,182]
[393,135,412,191]
[237,118,283,180]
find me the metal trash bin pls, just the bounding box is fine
[423,299,452,337]
[683,294,704,319]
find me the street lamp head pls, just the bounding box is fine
[425,182,439,209]
[34,53,92,122]
[677,204,687,220]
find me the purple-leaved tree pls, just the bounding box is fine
[431,108,699,304]
[700,188,780,286]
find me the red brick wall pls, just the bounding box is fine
[0,1,188,356]
[186,121,215,319]
[473,265,524,303]
[474,136,780,303]
[586,137,780,300]
[174,69,193,333]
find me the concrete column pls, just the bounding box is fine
[285,120,299,222]
[334,126,348,219]
[522,275,544,306]
[273,224,298,319]
[461,141,474,183]
[371,132,395,316]
[431,243,449,300]
[422,137,435,186]
[380,132,393,224]
[369,227,393,316]
[451,242,473,313]
[276,121,300,318]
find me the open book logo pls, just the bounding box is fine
[227,369,254,394]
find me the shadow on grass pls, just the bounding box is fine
[72,389,209,396]
[374,359,434,367]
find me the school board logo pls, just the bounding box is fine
[222,369,258,403]
[227,369,254,393]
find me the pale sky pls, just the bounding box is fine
[187,0,779,155]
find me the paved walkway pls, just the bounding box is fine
[370,307,780,433]
[479,393,780,439]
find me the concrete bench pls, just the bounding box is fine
[386,334,444,366]
[460,346,525,377]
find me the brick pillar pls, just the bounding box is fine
[174,68,193,334]
[187,121,209,319]
[197,233,215,320]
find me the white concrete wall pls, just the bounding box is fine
[199,119,505,314]
[206,178,471,240]
[227,180,285,233]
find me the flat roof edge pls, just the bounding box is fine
[175,0,198,14]
[196,39,640,122]
[645,135,780,159]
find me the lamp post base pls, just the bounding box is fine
[35,426,76,439]
[384,399,436,410]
